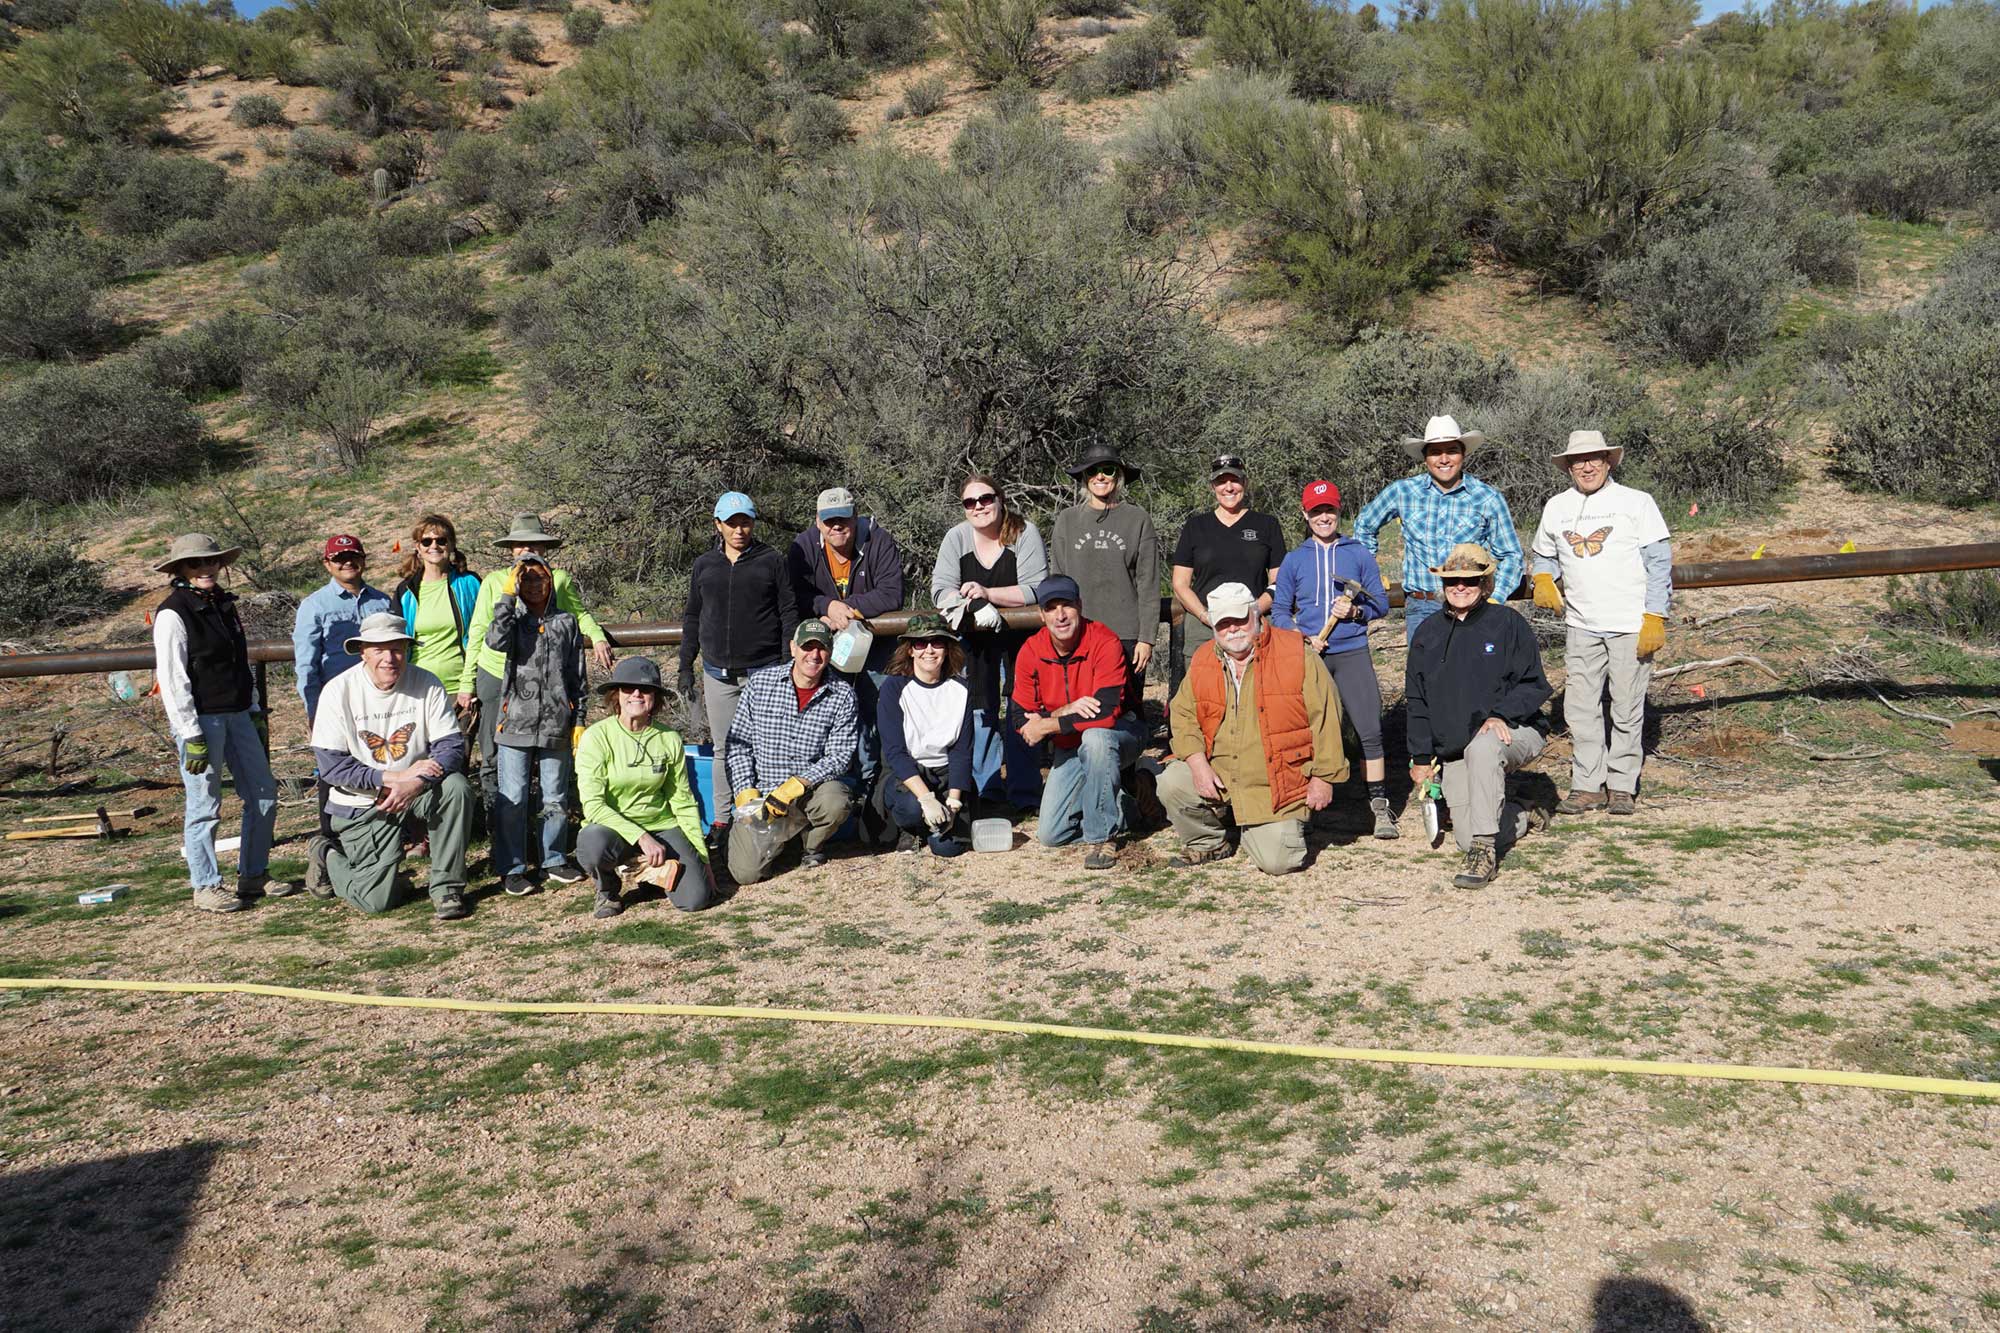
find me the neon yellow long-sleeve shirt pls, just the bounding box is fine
[456,566,607,695]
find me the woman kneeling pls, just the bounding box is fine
[575,657,714,919]
[879,614,973,857]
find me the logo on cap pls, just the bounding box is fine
[324,534,364,559]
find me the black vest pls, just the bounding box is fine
[158,585,254,715]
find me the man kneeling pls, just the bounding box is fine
[310,612,473,920]
[1160,583,1347,874]
[724,620,858,884]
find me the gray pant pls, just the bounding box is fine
[327,773,471,913]
[726,781,853,886]
[1170,613,1214,700]
[1440,727,1545,852]
[1564,629,1649,795]
[473,666,503,811]
[1157,758,1307,875]
[702,671,744,825]
[576,823,712,911]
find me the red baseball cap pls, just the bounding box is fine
[1300,480,1341,512]
[323,534,364,559]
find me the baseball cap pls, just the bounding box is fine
[793,618,834,648]
[1206,582,1256,624]
[1301,480,1341,512]
[1209,453,1247,482]
[323,534,364,560]
[816,487,857,520]
[1035,575,1082,608]
[714,492,757,521]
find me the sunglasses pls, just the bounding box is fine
[328,553,363,566]
[417,536,450,548]
[961,493,999,510]
[1087,465,1119,480]
[820,517,853,529]
[1211,455,1246,475]
[1440,576,1484,587]
[911,639,949,651]
[798,641,830,653]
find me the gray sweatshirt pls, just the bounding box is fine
[1049,501,1158,644]
[929,520,1048,612]
[486,596,586,747]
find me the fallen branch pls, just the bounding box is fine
[1774,733,1888,762]
[1693,603,1774,628]
[1654,655,1781,682]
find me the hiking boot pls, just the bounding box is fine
[1370,796,1399,840]
[434,892,470,922]
[800,848,830,870]
[895,830,923,854]
[1452,838,1498,889]
[543,863,585,885]
[234,873,267,902]
[1526,803,1552,835]
[1083,842,1118,870]
[248,872,302,900]
[1130,767,1165,831]
[593,890,624,919]
[1607,790,1637,816]
[501,873,538,897]
[1167,843,1233,870]
[304,835,334,899]
[192,885,247,914]
[1556,787,1607,815]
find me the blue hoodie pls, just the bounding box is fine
[1272,535,1389,656]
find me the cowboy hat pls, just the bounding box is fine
[494,513,563,550]
[154,533,242,574]
[597,655,666,698]
[1401,414,1486,462]
[343,611,416,655]
[1549,429,1623,468]
[1427,542,1498,579]
[1065,442,1141,483]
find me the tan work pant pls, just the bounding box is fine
[1440,727,1544,853]
[1157,758,1307,876]
[1564,629,1650,795]
[725,781,853,886]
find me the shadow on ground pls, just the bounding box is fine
[1591,1275,1710,1332]
[0,1141,220,1333]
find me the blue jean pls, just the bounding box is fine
[1036,719,1143,847]
[179,710,276,890]
[495,743,573,876]
[971,708,1041,809]
[848,669,885,793]
[1404,596,1442,643]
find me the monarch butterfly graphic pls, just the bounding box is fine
[360,723,415,764]
[1562,526,1613,558]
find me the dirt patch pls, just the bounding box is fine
[1407,256,1613,368]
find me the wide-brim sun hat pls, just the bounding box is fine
[494,513,563,550]
[1549,429,1624,468]
[1066,442,1141,484]
[343,611,416,655]
[154,532,242,574]
[598,656,665,698]
[1428,542,1499,579]
[899,612,960,642]
[1402,414,1486,462]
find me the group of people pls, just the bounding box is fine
[150,412,1672,917]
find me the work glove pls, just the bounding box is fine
[941,602,970,632]
[182,737,210,774]
[917,790,950,831]
[765,775,808,818]
[676,671,695,700]
[734,787,764,821]
[1531,573,1565,612]
[501,565,519,596]
[571,726,585,753]
[1637,612,1666,659]
[973,603,1004,631]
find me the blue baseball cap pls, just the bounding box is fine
[713,492,756,521]
[1035,575,1082,608]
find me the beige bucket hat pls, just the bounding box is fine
[1402,414,1486,462]
[342,611,416,655]
[1549,429,1623,467]
[154,533,241,574]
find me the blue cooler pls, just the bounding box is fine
[685,743,719,828]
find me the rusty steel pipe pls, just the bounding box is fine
[3,542,1997,682]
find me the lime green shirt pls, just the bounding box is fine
[576,717,707,854]
[457,566,608,695]
[411,577,465,685]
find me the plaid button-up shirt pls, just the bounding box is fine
[724,663,858,795]
[1354,474,1524,599]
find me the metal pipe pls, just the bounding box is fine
[4,542,1997,681]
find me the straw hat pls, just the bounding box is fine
[1402,414,1486,462]
[154,533,241,574]
[1428,542,1498,579]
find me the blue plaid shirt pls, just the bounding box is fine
[724,663,859,795]
[1354,475,1524,599]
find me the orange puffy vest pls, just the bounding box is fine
[1188,625,1315,812]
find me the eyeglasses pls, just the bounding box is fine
[1211,455,1246,475]
[417,536,450,548]
[961,493,999,510]
[1440,576,1484,587]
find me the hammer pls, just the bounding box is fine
[7,806,118,842]
[21,805,155,824]
[1309,579,1370,653]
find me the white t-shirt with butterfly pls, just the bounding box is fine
[1531,480,1670,635]
[310,663,459,810]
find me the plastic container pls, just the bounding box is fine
[684,743,718,828]
[78,884,130,905]
[971,818,1012,853]
[830,621,875,675]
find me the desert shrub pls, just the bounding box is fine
[365,130,427,190]
[936,0,1048,85]
[1908,234,2000,331]
[251,345,412,466]
[89,148,228,237]
[902,72,948,116]
[211,25,311,82]
[847,0,929,66]
[436,131,547,222]
[311,44,446,135]
[0,539,119,634]
[529,0,571,12]
[1618,388,1790,517]
[1602,218,1797,366]
[505,219,560,273]
[1064,13,1177,99]
[1464,362,1651,518]
[0,358,207,503]
[563,5,604,44]
[9,0,86,28]
[382,255,487,329]
[773,27,865,95]
[88,0,214,85]
[136,309,283,395]
[369,201,453,255]
[1831,322,2000,505]
[287,125,364,172]
[502,21,542,61]
[1887,570,2000,645]
[948,99,1096,193]
[783,92,852,157]
[1783,207,1861,288]
[1207,0,1359,99]
[293,0,441,69]
[1770,98,1968,224]
[230,92,288,127]
[1050,0,1121,14]
[1157,0,1207,36]
[261,216,389,306]
[0,29,171,142]
[0,230,113,360]
[560,0,777,159]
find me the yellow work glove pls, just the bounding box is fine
[501,566,519,596]
[1637,613,1666,659]
[570,726,585,753]
[735,787,763,809]
[1531,573,1565,612]
[765,776,808,817]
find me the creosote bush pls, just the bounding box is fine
[0,540,119,635]
[1062,14,1178,100]
[937,0,1048,85]
[1603,218,1797,366]
[229,92,289,127]
[0,358,208,504]
[0,230,113,360]
[902,73,948,117]
[563,6,605,45]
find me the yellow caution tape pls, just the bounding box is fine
[3,976,1993,1100]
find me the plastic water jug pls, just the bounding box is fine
[830,621,874,674]
[971,818,1012,853]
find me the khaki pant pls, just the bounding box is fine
[1440,728,1544,853]
[1564,629,1650,795]
[327,772,471,913]
[1157,758,1307,876]
[726,781,853,886]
